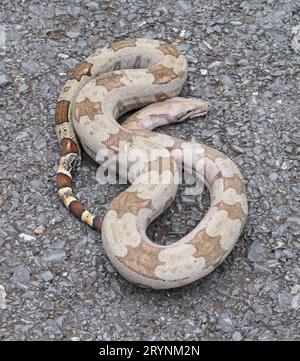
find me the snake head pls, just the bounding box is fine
[123,97,211,130]
[169,97,211,122]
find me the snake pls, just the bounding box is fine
[55,38,248,289]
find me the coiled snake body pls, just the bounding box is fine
[55,39,247,289]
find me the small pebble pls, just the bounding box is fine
[0,285,7,310]
[66,27,81,39]
[12,265,30,285]
[18,233,36,242]
[0,74,11,88]
[42,250,67,264]
[34,225,46,235]
[41,271,54,282]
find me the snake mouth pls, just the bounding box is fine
[177,109,210,122]
[188,110,209,119]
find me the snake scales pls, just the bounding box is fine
[55,38,247,289]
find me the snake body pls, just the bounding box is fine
[55,39,248,289]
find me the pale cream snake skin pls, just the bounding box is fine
[55,38,248,289]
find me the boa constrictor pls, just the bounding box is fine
[55,38,248,289]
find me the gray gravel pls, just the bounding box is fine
[0,0,299,341]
